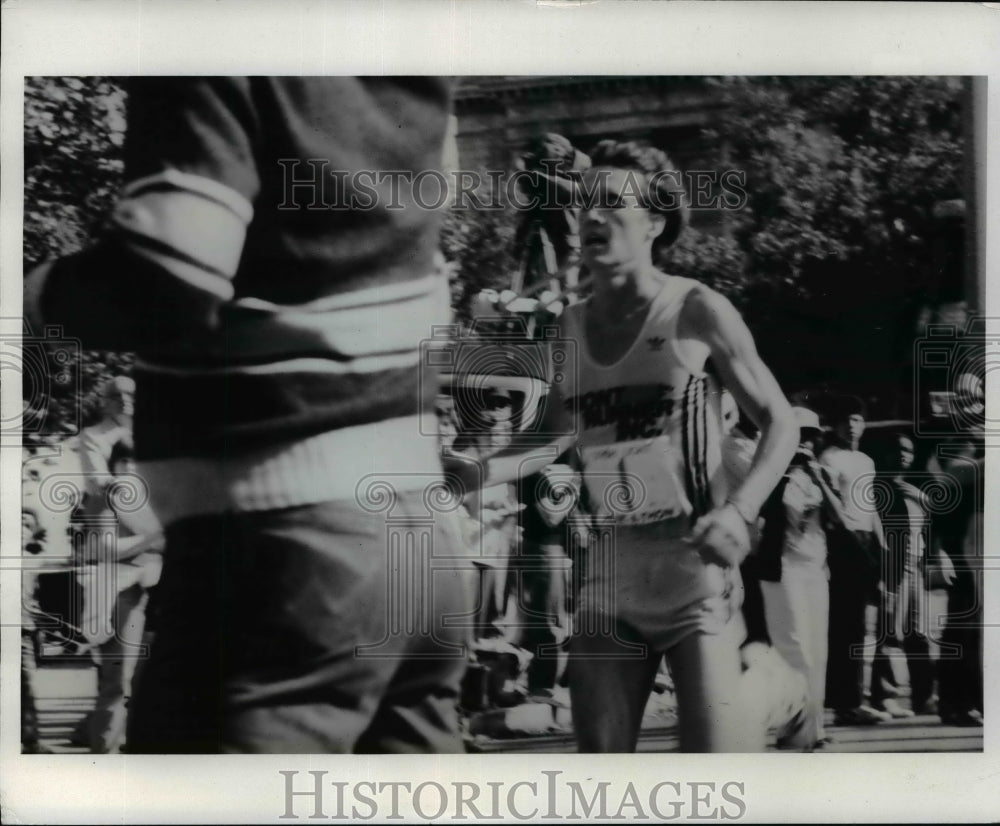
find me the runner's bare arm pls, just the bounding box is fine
[681,287,798,565]
[440,377,578,493]
[684,286,797,516]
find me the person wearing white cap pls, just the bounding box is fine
[753,406,846,749]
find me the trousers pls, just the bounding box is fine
[127,493,472,753]
[761,570,829,744]
[88,582,148,752]
[826,530,880,711]
[507,542,572,692]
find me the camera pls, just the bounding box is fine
[914,317,993,437]
[1,324,82,439]
[420,311,578,444]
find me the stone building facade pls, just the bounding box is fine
[453,76,729,234]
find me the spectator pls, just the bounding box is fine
[721,397,768,648]
[77,376,135,505]
[755,407,844,749]
[509,461,576,700]
[866,433,934,718]
[454,388,522,643]
[821,398,891,725]
[72,437,164,753]
[21,509,51,754]
[514,133,590,295]
[927,433,984,726]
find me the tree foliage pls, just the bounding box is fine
[440,200,519,326]
[24,77,127,270]
[23,76,131,436]
[703,76,965,414]
[658,229,748,306]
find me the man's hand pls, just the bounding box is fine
[686,503,751,568]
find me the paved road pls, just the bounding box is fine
[29,664,983,755]
[470,715,985,753]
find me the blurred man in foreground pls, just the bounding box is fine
[26,77,468,753]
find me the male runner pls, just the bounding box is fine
[488,140,799,752]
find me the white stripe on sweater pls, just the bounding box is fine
[139,414,443,524]
[135,272,451,372]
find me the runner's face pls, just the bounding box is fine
[579,167,663,277]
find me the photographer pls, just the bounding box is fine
[514,133,590,296]
[754,407,845,749]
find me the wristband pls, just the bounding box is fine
[726,499,757,526]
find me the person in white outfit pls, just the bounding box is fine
[754,407,846,749]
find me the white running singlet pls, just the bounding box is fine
[560,275,727,528]
[561,275,743,651]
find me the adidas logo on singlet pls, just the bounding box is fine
[646,336,666,351]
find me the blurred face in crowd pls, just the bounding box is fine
[103,377,135,427]
[111,455,137,477]
[22,511,38,546]
[436,398,458,451]
[936,300,969,330]
[721,391,738,436]
[579,167,664,284]
[895,435,915,472]
[799,430,820,457]
[836,413,865,449]
[482,390,514,451]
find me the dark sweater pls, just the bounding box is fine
[38,77,454,461]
